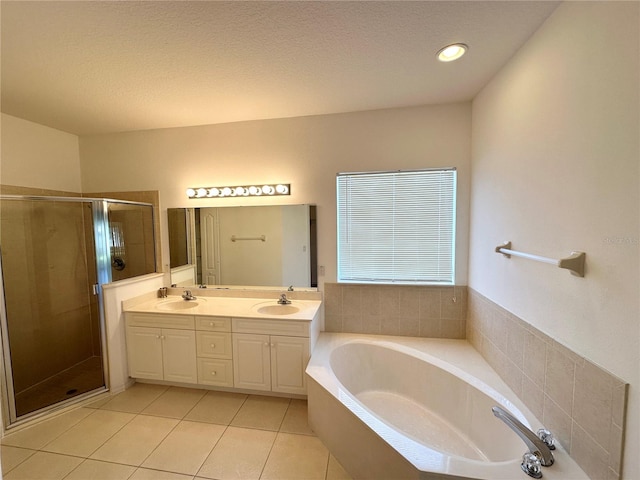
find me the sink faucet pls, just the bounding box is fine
[277,293,291,305]
[492,406,554,467]
[182,290,196,301]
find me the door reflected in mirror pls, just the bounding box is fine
[168,204,317,288]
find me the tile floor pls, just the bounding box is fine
[1,383,352,480]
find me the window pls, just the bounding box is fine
[337,168,456,285]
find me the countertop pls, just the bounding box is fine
[124,295,322,322]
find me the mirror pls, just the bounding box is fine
[168,204,317,288]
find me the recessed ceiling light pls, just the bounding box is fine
[437,43,468,62]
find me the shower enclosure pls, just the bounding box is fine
[0,195,156,426]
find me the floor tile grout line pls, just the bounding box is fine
[59,456,141,480]
[257,428,281,480]
[323,447,331,480]
[1,406,92,451]
[0,445,37,476]
[125,410,183,471]
[226,392,250,426]
[42,407,139,460]
[192,424,230,479]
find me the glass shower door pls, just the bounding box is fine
[0,198,106,420]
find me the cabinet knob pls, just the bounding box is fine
[271,343,275,347]
[209,322,215,326]
[264,342,269,347]
[210,343,216,348]
[210,371,217,376]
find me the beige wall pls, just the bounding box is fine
[1,113,81,192]
[469,2,639,476]
[78,103,472,287]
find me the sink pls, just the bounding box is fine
[156,300,201,311]
[256,304,301,315]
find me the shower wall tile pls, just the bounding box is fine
[323,283,466,339]
[0,184,81,196]
[84,190,162,273]
[467,288,628,480]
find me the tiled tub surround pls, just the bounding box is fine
[466,288,628,480]
[323,283,467,338]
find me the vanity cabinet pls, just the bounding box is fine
[232,318,310,395]
[125,309,314,396]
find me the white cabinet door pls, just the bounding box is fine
[232,333,271,391]
[162,329,198,384]
[126,326,163,380]
[271,335,309,395]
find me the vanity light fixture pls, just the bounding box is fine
[186,183,291,199]
[437,43,468,62]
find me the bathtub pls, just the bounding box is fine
[306,333,588,480]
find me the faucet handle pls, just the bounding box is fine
[521,452,543,479]
[537,429,556,450]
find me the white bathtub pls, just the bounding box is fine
[306,333,588,480]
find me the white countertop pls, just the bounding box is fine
[124,295,322,322]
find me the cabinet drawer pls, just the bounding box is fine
[196,331,232,359]
[197,358,233,387]
[196,316,232,332]
[232,318,309,337]
[126,312,194,329]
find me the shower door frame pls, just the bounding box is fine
[0,195,155,428]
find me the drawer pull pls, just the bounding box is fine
[209,322,214,326]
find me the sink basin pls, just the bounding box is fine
[256,304,301,315]
[156,300,201,311]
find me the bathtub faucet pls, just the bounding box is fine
[492,406,554,468]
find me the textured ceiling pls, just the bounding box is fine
[1,1,559,136]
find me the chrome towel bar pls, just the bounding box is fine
[495,241,586,277]
[231,235,266,242]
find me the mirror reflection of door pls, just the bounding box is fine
[200,208,221,284]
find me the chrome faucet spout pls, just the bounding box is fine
[492,406,554,467]
[182,290,196,301]
[277,293,291,305]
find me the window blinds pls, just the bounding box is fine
[337,168,456,285]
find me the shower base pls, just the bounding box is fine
[14,356,105,418]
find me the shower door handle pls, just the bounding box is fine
[92,284,100,295]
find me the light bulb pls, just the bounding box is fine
[209,188,220,197]
[437,43,468,62]
[196,188,207,198]
[276,184,289,194]
[262,185,275,195]
[186,188,196,198]
[221,187,232,197]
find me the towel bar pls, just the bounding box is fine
[495,241,585,277]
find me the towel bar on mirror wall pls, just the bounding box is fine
[495,241,586,277]
[231,235,266,242]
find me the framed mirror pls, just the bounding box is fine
[168,204,317,288]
